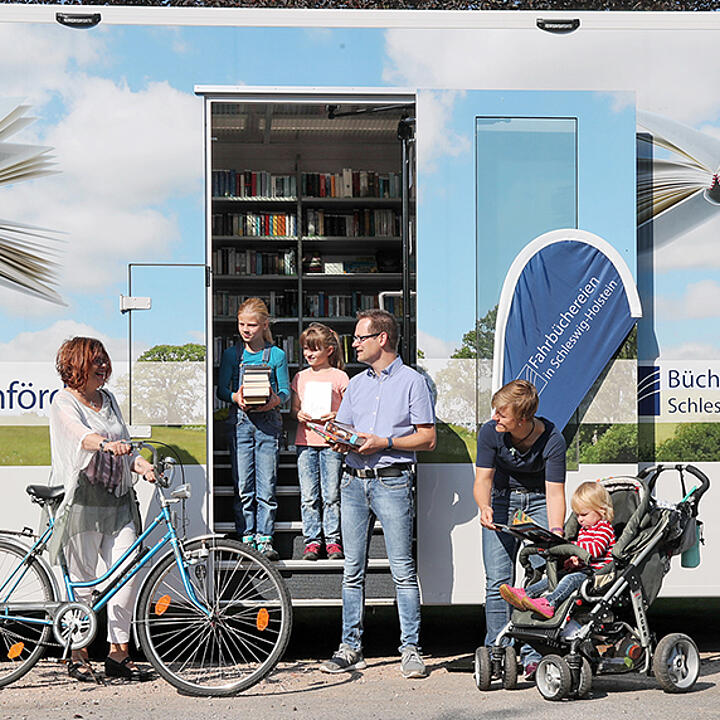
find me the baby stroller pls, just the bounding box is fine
[473,464,709,701]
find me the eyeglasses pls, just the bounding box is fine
[92,356,109,366]
[352,332,381,343]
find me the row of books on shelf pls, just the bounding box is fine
[305,208,399,238]
[214,334,300,365]
[212,212,298,238]
[212,248,298,277]
[304,292,377,318]
[300,170,401,199]
[303,250,401,275]
[214,290,299,319]
[383,295,414,318]
[212,288,395,319]
[213,333,359,369]
[211,168,401,200]
[213,170,297,199]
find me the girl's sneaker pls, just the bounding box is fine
[499,584,528,610]
[241,535,256,550]
[326,542,344,560]
[522,596,555,619]
[303,542,322,561]
[256,536,280,561]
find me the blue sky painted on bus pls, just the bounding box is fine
[417,90,636,357]
[2,22,720,362]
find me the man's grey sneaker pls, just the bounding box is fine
[319,644,367,673]
[256,536,279,561]
[400,645,427,679]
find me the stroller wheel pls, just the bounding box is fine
[473,646,492,691]
[501,646,518,690]
[535,654,572,701]
[653,633,700,693]
[569,656,592,699]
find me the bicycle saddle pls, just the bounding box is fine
[26,485,65,502]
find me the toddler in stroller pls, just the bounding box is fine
[473,464,709,701]
[500,481,616,620]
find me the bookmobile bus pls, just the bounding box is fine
[1,5,719,613]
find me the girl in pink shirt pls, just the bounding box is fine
[291,323,349,560]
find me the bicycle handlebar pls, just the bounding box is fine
[127,440,175,488]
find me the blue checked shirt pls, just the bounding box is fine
[335,355,435,469]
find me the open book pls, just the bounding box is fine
[0,101,64,304]
[637,110,720,251]
[494,509,566,547]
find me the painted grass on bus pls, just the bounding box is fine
[0,426,206,466]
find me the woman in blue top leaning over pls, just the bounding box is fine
[473,379,566,680]
[217,297,290,560]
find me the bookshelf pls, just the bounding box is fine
[205,93,416,584]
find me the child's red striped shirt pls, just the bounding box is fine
[575,519,616,569]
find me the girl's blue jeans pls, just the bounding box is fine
[526,571,588,607]
[482,487,548,666]
[228,409,281,537]
[296,445,344,546]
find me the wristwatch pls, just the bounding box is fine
[99,439,109,452]
[387,437,393,449]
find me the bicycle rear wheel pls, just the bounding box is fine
[0,539,55,686]
[136,537,292,696]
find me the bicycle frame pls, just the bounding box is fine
[1,479,212,634]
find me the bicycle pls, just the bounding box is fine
[0,441,292,696]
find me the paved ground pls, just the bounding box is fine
[2,650,719,720]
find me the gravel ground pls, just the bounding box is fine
[2,651,719,720]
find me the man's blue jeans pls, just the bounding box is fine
[482,487,548,665]
[229,409,282,537]
[296,446,343,545]
[340,469,420,651]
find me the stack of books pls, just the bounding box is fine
[242,366,272,407]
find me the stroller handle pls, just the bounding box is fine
[640,463,710,503]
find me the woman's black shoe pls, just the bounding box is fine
[104,656,153,682]
[68,660,99,683]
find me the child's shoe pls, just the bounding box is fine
[326,542,344,560]
[522,596,555,619]
[241,534,256,550]
[256,535,280,561]
[303,542,321,561]
[499,584,528,610]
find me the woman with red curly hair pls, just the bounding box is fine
[48,336,156,683]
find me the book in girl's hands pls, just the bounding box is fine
[241,365,271,406]
[300,381,332,419]
[305,420,364,449]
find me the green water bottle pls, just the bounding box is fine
[681,522,702,569]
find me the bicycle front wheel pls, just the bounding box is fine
[136,537,292,696]
[0,539,55,687]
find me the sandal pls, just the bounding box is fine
[104,655,153,682]
[67,660,99,683]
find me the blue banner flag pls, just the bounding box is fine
[493,229,642,430]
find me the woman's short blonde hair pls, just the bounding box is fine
[571,481,614,522]
[491,379,538,421]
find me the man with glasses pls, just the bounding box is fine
[320,309,436,679]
